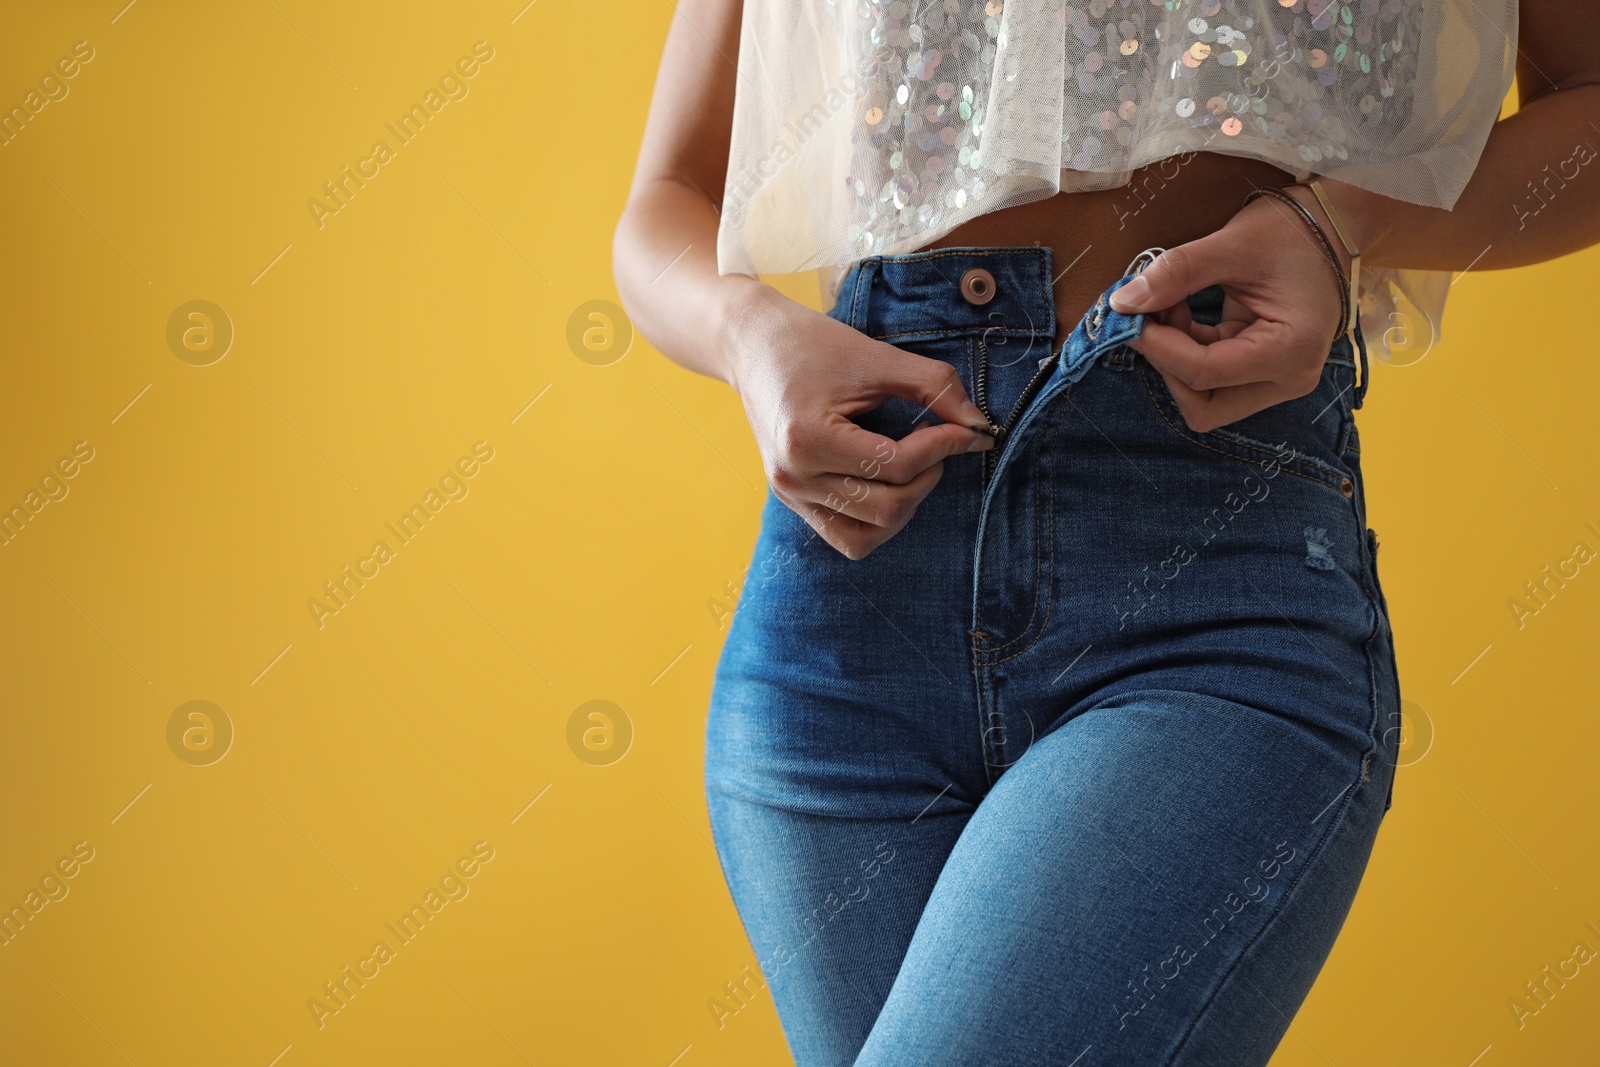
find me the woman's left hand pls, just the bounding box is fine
[1108,186,1350,432]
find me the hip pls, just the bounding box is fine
[713,244,1400,804]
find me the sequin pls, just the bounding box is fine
[718,0,1510,375]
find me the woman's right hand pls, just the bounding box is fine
[719,286,995,560]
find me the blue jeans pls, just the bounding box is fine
[705,246,1400,1066]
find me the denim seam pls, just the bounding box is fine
[966,391,1056,659]
[1160,760,1362,1067]
[968,636,998,789]
[1354,522,1390,762]
[1164,676,1378,1065]
[849,259,874,331]
[874,247,1048,267]
[971,393,1066,665]
[1163,494,1388,1062]
[854,267,868,331]
[1330,370,1359,457]
[1032,244,1055,341]
[1139,359,1346,471]
[974,414,1051,656]
[859,248,1054,340]
[1363,526,1401,811]
[871,326,1049,342]
[1138,365,1351,500]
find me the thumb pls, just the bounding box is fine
[1108,239,1224,315]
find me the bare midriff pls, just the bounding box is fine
[914,154,1298,353]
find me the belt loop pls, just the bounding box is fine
[847,257,876,333]
[1352,306,1370,410]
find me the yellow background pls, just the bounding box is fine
[1,3,1597,1065]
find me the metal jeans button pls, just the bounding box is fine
[959,267,996,305]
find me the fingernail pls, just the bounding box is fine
[1110,276,1150,312]
[960,400,987,425]
[966,433,995,452]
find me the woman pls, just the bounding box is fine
[614,2,1598,1064]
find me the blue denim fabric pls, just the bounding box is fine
[704,246,1400,1067]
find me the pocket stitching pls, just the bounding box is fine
[1138,362,1352,500]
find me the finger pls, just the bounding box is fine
[1156,369,1301,433]
[786,463,947,559]
[791,461,946,533]
[793,504,881,561]
[1156,292,1259,344]
[1220,291,1256,327]
[869,347,994,433]
[1107,236,1232,315]
[1156,298,1198,335]
[811,418,991,485]
[1156,299,1225,346]
[1127,319,1290,392]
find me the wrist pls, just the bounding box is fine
[712,275,786,394]
[1281,184,1354,278]
[1298,177,1397,267]
[1239,183,1352,342]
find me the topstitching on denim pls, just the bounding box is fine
[1137,363,1358,502]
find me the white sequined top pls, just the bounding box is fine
[715,0,1519,360]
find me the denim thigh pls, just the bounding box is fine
[704,245,1400,1067]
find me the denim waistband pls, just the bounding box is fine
[832,245,1367,402]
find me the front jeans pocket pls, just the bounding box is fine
[1137,356,1358,505]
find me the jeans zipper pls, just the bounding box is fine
[976,333,1059,482]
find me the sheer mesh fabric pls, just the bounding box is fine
[715,0,1518,360]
